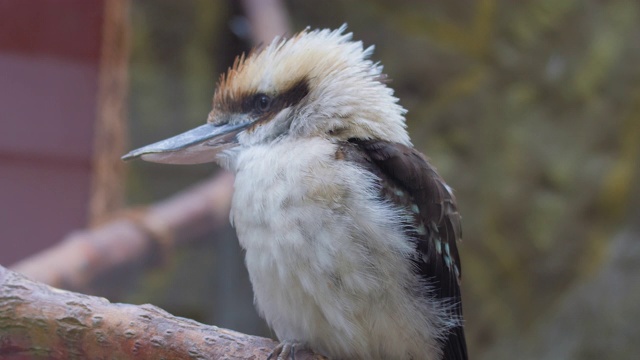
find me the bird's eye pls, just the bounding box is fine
[253,94,271,113]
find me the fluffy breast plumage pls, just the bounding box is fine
[230,137,455,360]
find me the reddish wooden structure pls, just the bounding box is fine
[0,1,114,264]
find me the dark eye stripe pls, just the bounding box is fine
[220,78,310,115]
[275,78,309,110]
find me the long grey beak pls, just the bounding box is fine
[122,122,248,164]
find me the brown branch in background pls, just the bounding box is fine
[2,4,308,359]
[0,265,326,360]
[241,0,291,45]
[11,0,295,291]
[10,173,234,292]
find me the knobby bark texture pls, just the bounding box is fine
[0,266,325,360]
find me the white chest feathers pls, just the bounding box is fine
[230,137,451,360]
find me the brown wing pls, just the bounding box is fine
[339,139,468,360]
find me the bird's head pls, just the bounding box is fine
[123,25,410,167]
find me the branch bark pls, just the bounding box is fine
[0,265,325,360]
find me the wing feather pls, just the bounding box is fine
[339,139,468,360]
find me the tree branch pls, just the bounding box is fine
[10,173,234,292]
[0,265,325,359]
[241,0,291,45]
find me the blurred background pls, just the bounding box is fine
[1,0,639,359]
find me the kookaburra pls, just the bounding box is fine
[124,26,467,360]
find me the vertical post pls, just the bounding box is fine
[89,0,131,225]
